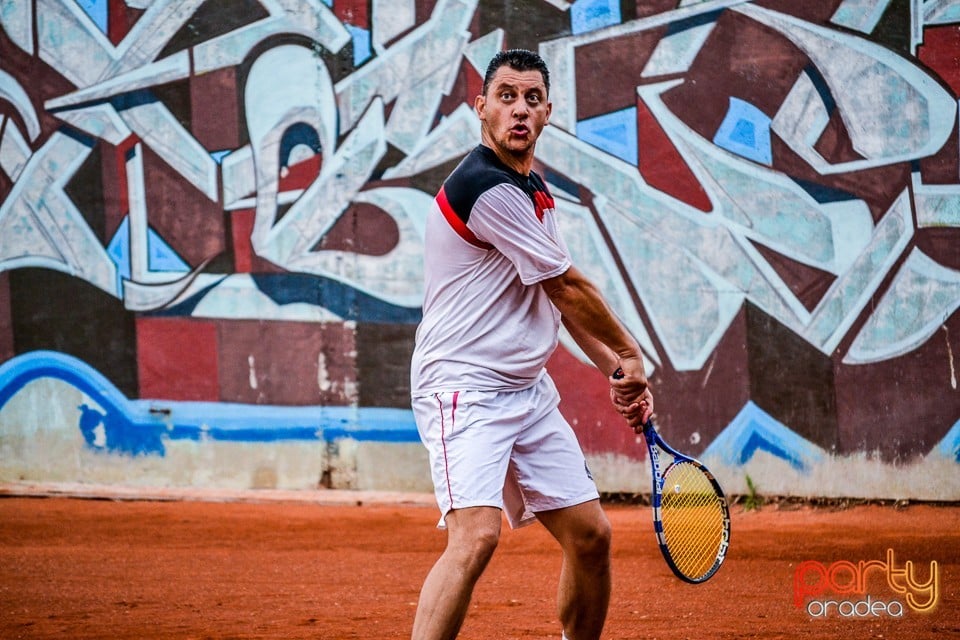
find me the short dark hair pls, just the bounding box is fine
[482,49,550,97]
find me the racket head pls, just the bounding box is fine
[645,424,730,584]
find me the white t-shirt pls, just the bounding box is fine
[410,145,571,395]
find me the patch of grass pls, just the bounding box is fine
[743,474,763,512]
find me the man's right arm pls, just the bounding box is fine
[541,265,653,427]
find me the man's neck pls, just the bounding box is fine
[479,141,534,176]
[483,144,533,176]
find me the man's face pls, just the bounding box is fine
[476,65,552,169]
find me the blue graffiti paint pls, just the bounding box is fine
[75,0,108,36]
[107,217,191,295]
[250,273,422,323]
[210,150,232,165]
[0,352,167,456]
[665,9,723,36]
[703,401,825,472]
[802,64,837,117]
[147,231,191,274]
[77,403,105,447]
[77,402,166,455]
[713,97,773,165]
[571,0,621,35]
[737,430,803,471]
[345,24,373,66]
[59,126,97,148]
[935,418,960,462]
[576,107,638,166]
[162,403,419,444]
[106,222,130,291]
[111,90,161,111]
[0,352,421,459]
[790,177,858,204]
[279,123,323,166]
[143,274,423,322]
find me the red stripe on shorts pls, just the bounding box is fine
[437,392,459,509]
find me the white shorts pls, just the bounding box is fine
[412,373,600,529]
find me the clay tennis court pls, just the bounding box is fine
[1,492,957,639]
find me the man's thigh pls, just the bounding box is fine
[535,498,611,548]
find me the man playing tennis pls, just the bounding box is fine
[410,48,654,640]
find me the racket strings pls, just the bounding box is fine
[659,462,726,580]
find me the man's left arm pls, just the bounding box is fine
[561,315,619,378]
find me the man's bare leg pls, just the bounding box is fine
[537,500,612,640]
[411,506,503,640]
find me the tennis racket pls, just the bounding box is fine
[613,369,730,583]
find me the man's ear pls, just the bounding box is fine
[474,93,486,120]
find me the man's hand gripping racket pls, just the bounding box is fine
[613,368,730,583]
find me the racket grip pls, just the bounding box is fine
[611,368,655,432]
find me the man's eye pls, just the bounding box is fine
[501,92,514,100]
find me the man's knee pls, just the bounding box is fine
[465,526,500,561]
[572,517,612,564]
[445,509,502,573]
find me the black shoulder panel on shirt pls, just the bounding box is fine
[442,146,516,224]
[441,145,556,224]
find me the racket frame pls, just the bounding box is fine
[643,419,731,583]
[609,368,730,582]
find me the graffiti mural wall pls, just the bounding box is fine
[1,0,958,499]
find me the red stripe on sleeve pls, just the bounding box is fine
[436,186,493,250]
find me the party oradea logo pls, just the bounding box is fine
[794,549,939,618]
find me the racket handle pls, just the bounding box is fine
[611,368,655,433]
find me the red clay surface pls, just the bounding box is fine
[1,496,958,639]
